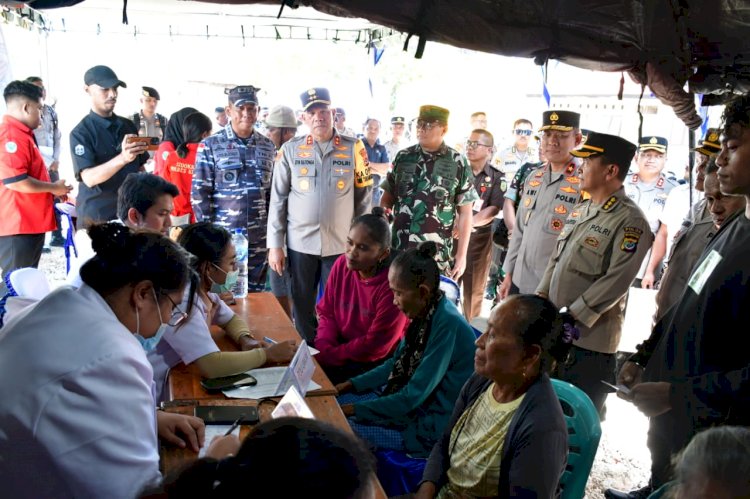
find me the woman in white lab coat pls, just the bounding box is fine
[0,223,236,498]
[149,222,296,402]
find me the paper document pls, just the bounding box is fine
[199,424,240,458]
[224,341,319,399]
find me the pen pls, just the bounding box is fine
[263,336,277,344]
[224,414,245,436]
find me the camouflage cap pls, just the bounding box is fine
[419,105,449,124]
[226,85,260,107]
[539,110,580,132]
[638,136,668,153]
[693,128,721,157]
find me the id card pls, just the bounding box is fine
[688,249,722,295]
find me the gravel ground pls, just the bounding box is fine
[39,247,651,498]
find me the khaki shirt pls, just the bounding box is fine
[653,200,715,324]
[537,188,654,353]
[502,160,583,294]
[267,131,373,256]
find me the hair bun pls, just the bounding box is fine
[415,241,438,259]
[88,222,133,258]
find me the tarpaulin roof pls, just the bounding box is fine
[30,0,750,129]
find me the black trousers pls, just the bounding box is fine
[287,249,340,344]
[0,234,45,295]
[48,168,63,239]
[552,345,616,418]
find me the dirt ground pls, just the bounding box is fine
[38,246,651,498]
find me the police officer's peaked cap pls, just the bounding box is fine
[391,116,406,125]
[693,127,721,157]
[539,110,580,132]
[638,136,668,153]
[141,86,160,100]
[214,106,226,113]
[84,65,126,89]
[226,85,260,107]
[419,105,450,124]
[571,131,637,168]
[300,88,332,111]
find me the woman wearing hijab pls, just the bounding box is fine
[153,106,199,177]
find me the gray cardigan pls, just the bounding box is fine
[421,373,568,498]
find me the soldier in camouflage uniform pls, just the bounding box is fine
[381,105,478,278]
[191,85,276,293]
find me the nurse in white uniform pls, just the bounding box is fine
[0,223,237,498]
[149,222,296,402]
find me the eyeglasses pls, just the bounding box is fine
[514,129,533,136]
[416,119,443,131]
[465,140,492,149]
[162,293,188,327]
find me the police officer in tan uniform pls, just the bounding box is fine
[267,87,373,342]
[537,132,653,416]
[499,110,584,299]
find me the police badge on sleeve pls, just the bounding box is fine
[75,144,85,156]
[620,226,643,253]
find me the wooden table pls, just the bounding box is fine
[166,292,337,401]
[160,396,387,498]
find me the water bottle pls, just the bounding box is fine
[232,228,248,299]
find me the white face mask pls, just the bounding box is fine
[133,289,167,352]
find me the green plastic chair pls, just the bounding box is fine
[551,379,603,499]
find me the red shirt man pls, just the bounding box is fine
[0,80,71,294]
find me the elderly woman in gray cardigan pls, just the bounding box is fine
[416,294,574,498]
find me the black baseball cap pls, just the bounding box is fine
[84,65,126,89]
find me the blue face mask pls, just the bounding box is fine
[209,263,239,294]
[133,289,168,352]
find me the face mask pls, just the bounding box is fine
[133,289,168,352]
[209,263,239,294]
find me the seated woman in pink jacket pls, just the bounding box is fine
[315,207,408,384]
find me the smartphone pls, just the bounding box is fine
[201,373,257,392]
[194,405,259,425]
[126,136,160,151]
[600,380,632,397]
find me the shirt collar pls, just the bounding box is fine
[87,110,118,128]
[2,115,33,135]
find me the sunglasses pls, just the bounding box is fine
[466,140,492,149]
[514,129,533,136]
[416,119,444,131]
